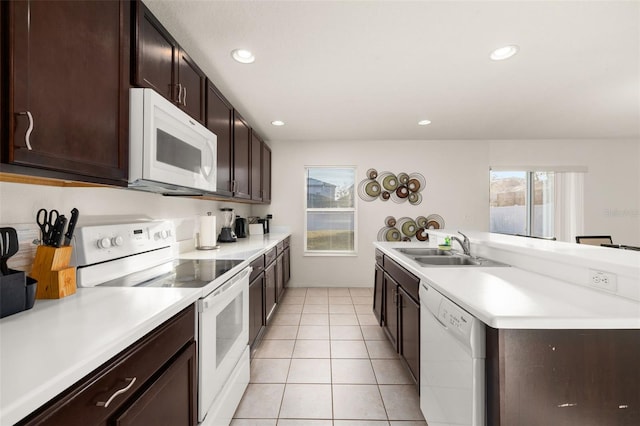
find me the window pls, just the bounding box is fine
[305,167,356,255]
[490,170,555,238]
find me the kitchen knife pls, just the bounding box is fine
[64,208,79,246]
[49,215,67,248]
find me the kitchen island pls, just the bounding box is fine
[374,231,640,426]
[0,232,290,426]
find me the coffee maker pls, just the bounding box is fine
[217,208,237,242]
[234,215,247,238]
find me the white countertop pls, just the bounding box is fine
[374,240,640,329]
[0,287,201,425]
[179,233,289,262]
[0,232,290,425]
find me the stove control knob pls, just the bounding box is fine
[98,237,112,249]
[111,236,124,247]
[160,230,169,239]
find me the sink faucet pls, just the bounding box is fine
[450,231,471,256]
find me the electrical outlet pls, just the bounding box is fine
[589,269,617,292]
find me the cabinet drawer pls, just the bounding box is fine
[249,256,265,282]
[276,241,285,255]
[20,305,196,426]
[375,249,384,266]
[284,237,290,249]
[383,256,419,302]
[264,247,277,266]
[114,341,197,426]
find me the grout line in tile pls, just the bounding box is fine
[243,287,420,423]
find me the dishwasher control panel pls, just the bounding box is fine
[438,297,473,339]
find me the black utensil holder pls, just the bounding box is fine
[0,269,38,318]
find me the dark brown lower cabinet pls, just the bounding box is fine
[486,328,640,426]
[275,251,284,303]
[398,286,419,383]
[382,272,399,350]
[248,242,290,354]
[264,261,276,324]
[18,305,197,426]
[283,247,291,285]
[374,250,420,387]
[249,273,264,348]
[114,341,196,426]
[373,263,384,325]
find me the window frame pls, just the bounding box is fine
[304,166,358,256]
[489,169,555,238]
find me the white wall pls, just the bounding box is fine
[254,140,491,287]
[254,138,640,288]
[2,138,638,287]
[0,182,252,243]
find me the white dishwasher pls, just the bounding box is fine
[419,281,486,426]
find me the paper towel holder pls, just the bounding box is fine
[196,212,220,250]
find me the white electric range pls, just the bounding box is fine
[73,219,251,425]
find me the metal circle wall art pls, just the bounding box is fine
[376,215,445,242]
[358,169,425,205]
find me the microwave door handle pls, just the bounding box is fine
[201,139,214,179]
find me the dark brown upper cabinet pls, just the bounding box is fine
[205,80,233,197]
[133,1,205,124]
[250,131,263,202]
[232,111,251,200]
[262,142,272,203]
[2,0,130,185]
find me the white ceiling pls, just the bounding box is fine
[145,0,640,142]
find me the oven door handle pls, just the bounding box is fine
[201,266,252,311]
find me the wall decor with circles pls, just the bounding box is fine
[377,214,445,242]
[358,168,425,205]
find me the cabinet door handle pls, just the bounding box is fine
[96,377,136,408]
[183,87,187,106]
[17,111,34,150]
[176,83,183,105]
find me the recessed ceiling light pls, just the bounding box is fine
[271,120,285,126]
[418,119,431,126]
[490,45,519,61]
[231,49,255,64]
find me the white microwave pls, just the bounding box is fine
[129,88,217,195]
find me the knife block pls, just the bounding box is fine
[31,245,76,299]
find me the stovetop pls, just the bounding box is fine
[98,258,244,288]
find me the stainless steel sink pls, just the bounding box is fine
[394,247,453,256]
[413,256,480,266]
[413,255,510,267]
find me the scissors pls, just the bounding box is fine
[37,208,59,246]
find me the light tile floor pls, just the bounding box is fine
[232,287,427,426]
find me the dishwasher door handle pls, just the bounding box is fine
[425,305,449,330]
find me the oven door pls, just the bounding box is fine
[198,266,250,422]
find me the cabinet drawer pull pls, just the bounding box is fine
[96,377,137,408]
[17,111,34,150]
